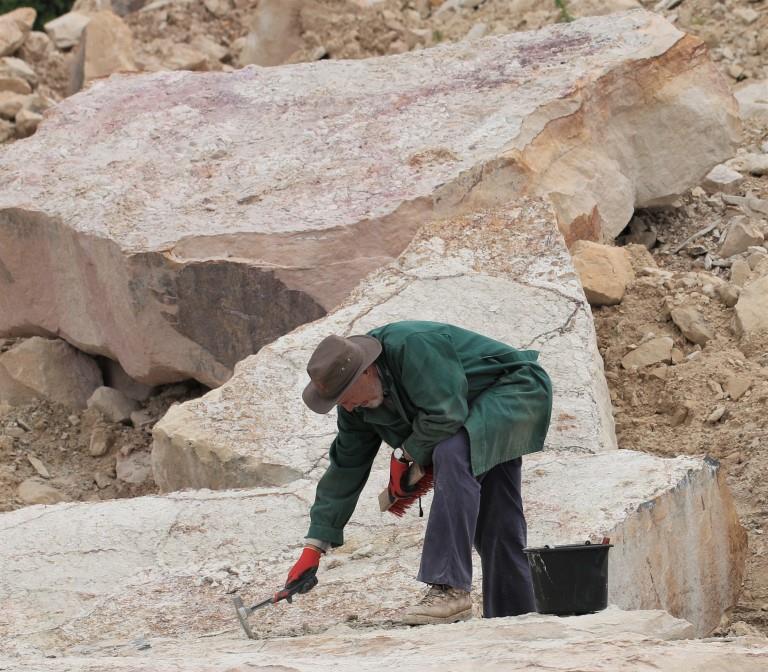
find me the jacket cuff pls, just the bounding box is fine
[306,524,344,548]
[401,439,431,467]
[304,538,332,553]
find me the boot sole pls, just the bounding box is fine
[402,607,473,626]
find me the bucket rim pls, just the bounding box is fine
[523,542,613,553]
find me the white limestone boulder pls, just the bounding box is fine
[670,305,715,346]
[155,42,209,71]
[0,56,37,86]
[0,359,37,405]
[0,337,103,409]
[0,90,26,118]
[0,450,745,656]
[44,12,91,50]
[720,216,765,258]
[13,106,41,137]
[569,0,642,15]
[103,358,154,401]
[0,117,12,141]
[202,0,231,18]
[152,203,615,492]
[0,10,738,387]
[72,0,114,12]
[17,30,51,61]
[0,20,25,58]
[70,11,137,93]
[2,7,35,34]
[72,0,149,15]
[0,75,31,94]
[16,477,69,505]
[733,275,768,354]
[240,0,304,67]
[701,163,745,194]
[189,34,228,63]
[570,240,634,306]
[0,8,34,58]
[621,336,674,369]
[735,79,768,123]
[86,386,139,422]
[115,449,152,483]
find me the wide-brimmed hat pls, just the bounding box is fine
[302,334,382,414]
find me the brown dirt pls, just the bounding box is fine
[591,119,768,631]
[0,396,156,511]
[0,339,207,512]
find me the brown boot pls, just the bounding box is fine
[401,584,472,625]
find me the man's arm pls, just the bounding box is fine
[306,408,381,547]
[397,332,469,466]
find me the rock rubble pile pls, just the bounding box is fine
[0,335,206,510]
[0,7,54,141]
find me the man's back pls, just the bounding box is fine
[363,321,552,475]
[369,320,541,395]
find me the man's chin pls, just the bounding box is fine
[363,395,384,409]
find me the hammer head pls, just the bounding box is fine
[232,596,256,639]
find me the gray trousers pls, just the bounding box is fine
[415,429,536,618]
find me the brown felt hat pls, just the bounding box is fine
[302,334,382,414]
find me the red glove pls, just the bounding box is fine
[285,547,321,589]
[389,452,414,498]
[387,449,434,518]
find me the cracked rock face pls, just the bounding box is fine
[152,201,615,492]
[0,451,745,656]
[0,10,737,386]
[1,616,766,672]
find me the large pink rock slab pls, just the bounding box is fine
[0,10,738,386]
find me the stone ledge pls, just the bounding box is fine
[0,450,745,653]
[2,607,768,671]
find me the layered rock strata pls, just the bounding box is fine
[1,613,766,671]
[152,202,615,492]
[0,10,738,386]
[2,607,768,669]
[0,451,745,655]
[3,633,763,672]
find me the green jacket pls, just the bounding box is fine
[307,321,553,547]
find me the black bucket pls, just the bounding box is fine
[523,541,613,616]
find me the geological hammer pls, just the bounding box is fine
[232,568,318,639]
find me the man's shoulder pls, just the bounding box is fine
[367,321,509,352]
[367,320,455,344]
[367,321,537,363]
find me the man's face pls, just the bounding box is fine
[338,366,384,412]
